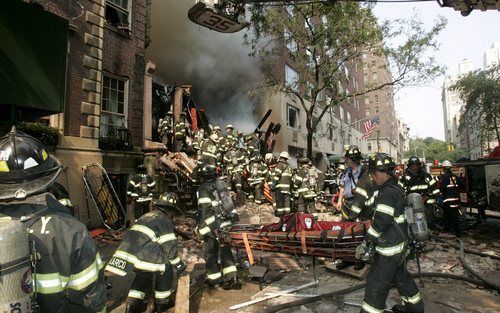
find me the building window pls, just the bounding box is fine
[284,29,297,53]
[287,104,300,130]
[375,106,379,113]
[347,111,351,124]
[365,96,369,104]
[328,126,335,141]
[374,94,379,103]
[339,106,344,121]
[372,72,377,81]
[366,108,370,116]
[338,81,343,95]
[105,0,130,29]
[368,143,372,151]
[101,75,127,138]
[285,64,298,91]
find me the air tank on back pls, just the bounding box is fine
[406,193,430,242]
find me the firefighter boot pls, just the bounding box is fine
[222,278,242,290]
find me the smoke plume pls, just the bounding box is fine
[146,0,261,132]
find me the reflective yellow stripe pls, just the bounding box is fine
[155,290,173,299]
[199,226,211,235]
[361,301,383,313]
[169,256,181,265]
[351,205,362,214]
[35,273,69,294]
[128,289,146,299]
[131,224,157,241]
[105,264,127,276]
[198,197,212,204]
[158,233,176,244]
[376,242,405,256]
[67,254,103,290]
[207,272,222,280]
[427,199,436,204]
[394,214,406,224]
[205,216,216,225]
[113,250,165,272]
[223,265,237,275]
[375,204,395,216]
[402,292,422,304]
[432,189,440,194]
[367,227,381,238]
[148,181,156,187]
[355,187,368,198]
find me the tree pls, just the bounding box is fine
[451,65,500,145]
[245,2,446,159]
[404,137,468,163]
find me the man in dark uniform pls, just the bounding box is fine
[270,151,293,216]
[440,160,462,237]
[174,111,188,152]
[127,164,155,220]
[195,162,241,289]
[360,153,424,313]
[106,192,186,313]
[246,154,268,204]
[0,127,106,313]
[401,156,440,227]
[293,158,317,213]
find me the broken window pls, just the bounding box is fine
[285,64,298,91]
[101,74,127,138]
[287,104,299,130]
[105,0,130,29]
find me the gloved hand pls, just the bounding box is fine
[355,241,367,260]
[193,227,203,241]
[174,260,187,275]
[269,184,276,192]
[361,241,376,263]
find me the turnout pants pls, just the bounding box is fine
[126,267,175,313]
[248,182,263,204]
[361,254,424,313]
[443,201,461,236]
[296,194,316,213]
[204,232,237,285]
[274,189,291,216]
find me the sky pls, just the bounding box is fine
[372,2,500,141]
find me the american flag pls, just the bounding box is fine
[362,116,379,140]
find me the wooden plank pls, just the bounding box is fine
[324,262,367,280]
[174,274,190,313]
[243,232,255,266]
[229,281,318,310]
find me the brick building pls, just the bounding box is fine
[2,0,154,226]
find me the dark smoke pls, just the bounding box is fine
[146,0,261,132]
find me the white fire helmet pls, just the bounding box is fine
[279,151,290,159]
[442,160,452,168]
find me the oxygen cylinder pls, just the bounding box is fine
[406,193,429,242]
[0,220,33,312]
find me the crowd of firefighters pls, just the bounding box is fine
[0,120,466,313]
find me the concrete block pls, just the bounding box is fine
[87,69,102,82]
[82,78,100,93]
[81,102,100,115]
[91,25,104,39]
[87,115,100,127]
[80,126,99,139]
[89,47,102,60]
[84,33,103,49]
[83,55,99,70]
[85,11,104,28]
[88,92,101,104]
[91,0,106,7]
[92,3,105,18]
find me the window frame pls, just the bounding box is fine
[286,104,300,130]
[100,73,129,138]
[105,0,132,30]
[285,64,299,91]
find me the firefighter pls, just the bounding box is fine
[322,161,337,195]
[213,125,222,136]
[308,160,320,193]
[270,151,293,216]
[198,133,220,169]
[193,127,206,151]
[174,111,188,151]
[337,145,374,221]
[440,160,462,237]
[224,124,236,150]
[360,153,424,313]
[401,156,440,227]
[246,154,268,204]
[0,127,106,313]
[128,164,155,220]
[195,162,241,289]
[48,181,75,215]
[106,192,186,313]
[293,158,317,213]
[158,110,174,148]
[246,132,261,155]
[223,142,245,192]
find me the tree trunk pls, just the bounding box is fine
[307,131,313,160]
[493,114,500,144]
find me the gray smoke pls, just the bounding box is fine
[146,0,261,132]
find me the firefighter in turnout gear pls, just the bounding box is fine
[128,164,156,220]
[440,160,462,237]
[360,153,424,313]
[0,127,107,313]
[293,158,317,213]
[158,110,174,148]
[270,151,293,216]
[195,163,241,290]
[338,146,375,221]
[198,133,221,169]
[401,156,439,227]
[222,124,237,151]
[106,192,186,313]
[193,127,206,151]
[246,154,268,204]
[223,142,245,192]
[174,111,188,151]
